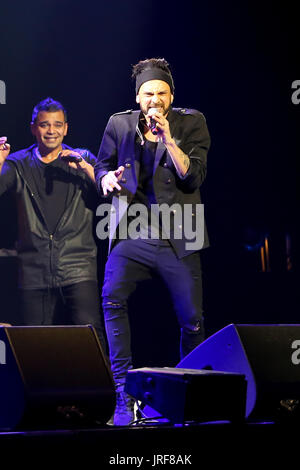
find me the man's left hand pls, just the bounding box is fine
[147,113,190,178]
[59,149,95,182]
[147,111,172,145]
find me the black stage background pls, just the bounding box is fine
[0,0,299,405]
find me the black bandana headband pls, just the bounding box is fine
[135,68,174,95]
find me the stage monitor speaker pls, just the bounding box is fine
[177,323,300,422]
[0,325,115,431]
[125,367,247,424]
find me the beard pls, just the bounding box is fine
[142,102,172,118]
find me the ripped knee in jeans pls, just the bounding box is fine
[183,319,203,334]
[104,300,123,308]
[103,299,128,321]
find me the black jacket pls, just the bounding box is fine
[95,108,211,258]
[0,144,98,289]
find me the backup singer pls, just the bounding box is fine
[0,98,106,351]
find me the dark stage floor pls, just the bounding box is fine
[0,421,298,468]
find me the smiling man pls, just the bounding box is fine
[0,98,106,352]
[95,58,211,425]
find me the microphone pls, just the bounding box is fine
[147,108,159,135]
[58,152,82,163]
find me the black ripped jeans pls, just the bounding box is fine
[102,239,204,386]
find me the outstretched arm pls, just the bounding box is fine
[100,166,125,196]
[0,137,11,174]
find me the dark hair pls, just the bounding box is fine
[131,58,172,79]
[132,58,174,94]
[31,97,67,123]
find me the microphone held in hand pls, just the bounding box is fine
[147,108,159,135]
[59,153,82,163]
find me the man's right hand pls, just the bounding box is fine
[101,166,125,196]
[0,137,11,163]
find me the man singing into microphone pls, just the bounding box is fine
[95,58,211,425]
[0,97,106,351]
